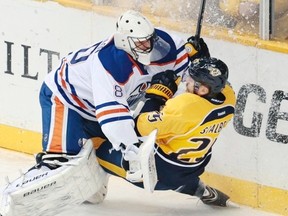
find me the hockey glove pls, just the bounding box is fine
[145,70,179,102]
[121,142,140,161]
[185,36,210,60]
[121,142,143,182]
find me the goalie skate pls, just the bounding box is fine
[0,139,106,216]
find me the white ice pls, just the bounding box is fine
[0,148,279,216]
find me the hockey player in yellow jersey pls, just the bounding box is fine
[96,56,237,207]
[137,58,235,166]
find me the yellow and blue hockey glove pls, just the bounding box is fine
[185,36,210,60]
[145,70,179,103]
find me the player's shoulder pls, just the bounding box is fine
[155,28,175,45]
[168,92,201,109]
[151,28,186,64]
[222,83,236,104]
[175,92,200,101]
[98,39,135,84]
[155,27,185,45]
[163,93,204,119]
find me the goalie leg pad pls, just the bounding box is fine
[85,173,109,204]
[0,139,107,216]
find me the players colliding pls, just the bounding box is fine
[0,7,241,216]
[1,9,190,215]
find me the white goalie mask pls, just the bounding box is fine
[114,10,156,65]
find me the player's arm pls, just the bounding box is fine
[91,62,144,181]
[135,96,186,138]
[170,34,190,76]
[135,70,181,137]
[91,62,139,147]
[143,69,179,111]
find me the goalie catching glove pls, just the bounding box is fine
[185,36,210,60]
[145,70,179,102]
[120,133,158,192]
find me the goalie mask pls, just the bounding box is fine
[188,57,229,95]
[114,10,156,65]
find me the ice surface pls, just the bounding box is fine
[0,148,279,216]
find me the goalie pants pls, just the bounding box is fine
[96,140,211,196]
[39,83,106,154]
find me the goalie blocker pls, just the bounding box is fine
[0,140,107,216]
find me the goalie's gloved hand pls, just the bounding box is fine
[121,142,143,183]
[120,142,140,161]
[185,36,210,60]
[145,70,179,102]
